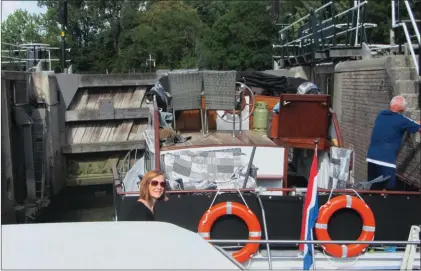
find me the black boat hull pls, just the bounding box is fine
[115,192,421,249]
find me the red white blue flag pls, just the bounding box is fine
[299,147,319,270]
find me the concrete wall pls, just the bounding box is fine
[31,72,67,195]
[333,56,420,188]
[1,77,17,224]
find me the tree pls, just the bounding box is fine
[38,0,125,72]
[202,1,276,71]
[1,9,44,44]
[141,1,203,69]
[4,0,396,73]
[185,0,231,26]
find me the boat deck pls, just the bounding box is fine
[161,130,278,151]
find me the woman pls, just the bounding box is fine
[120,170,168,221]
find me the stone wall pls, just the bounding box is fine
[333,56,420,188]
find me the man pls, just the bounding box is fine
[366,96,421,190]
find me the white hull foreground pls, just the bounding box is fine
[1,221,419,269]
[242,250,420,270]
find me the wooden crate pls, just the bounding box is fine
[276,94,331,150]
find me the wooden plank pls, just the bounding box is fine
[62,140,145,154]
[161,131,276,151]
[78,77,157,88]
[274,138,331,150]
[65,108,149,122]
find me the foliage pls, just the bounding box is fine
[1,0,406,73]
[1,9,45,44]
[201,1,275,70]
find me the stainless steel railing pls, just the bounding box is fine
[392,0,420,74]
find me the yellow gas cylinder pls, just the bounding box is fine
[253,101,269,131]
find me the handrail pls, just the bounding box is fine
[278,1,333,35]
[115,185,421,195]
[278,1,369,48]
[320,0,368,27]
[1,42,70,72]
[273,0,371,67]
[208,239,420,245]
[404,0,420,44]
[391,0,420,75]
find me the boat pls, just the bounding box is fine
[110,68,421,270]
[1,221,243,269]
[2,1,420,269]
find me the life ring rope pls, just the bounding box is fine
[205,188,250,213]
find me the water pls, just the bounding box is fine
[35,184,114,223]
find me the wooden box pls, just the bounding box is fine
[277,94,330,139]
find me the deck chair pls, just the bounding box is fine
[167,71,204,133]
[202,70,237,137]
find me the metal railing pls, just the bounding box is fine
[1,42,71,72]
[209,239,420,245]
[196,188,420,270]
[392,0,420,74]
[209,235,420,270]
[273,1,371,66]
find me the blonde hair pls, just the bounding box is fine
[139,170,169,202]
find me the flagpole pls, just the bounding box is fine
[311,231,316,270]
[312,139,318,270]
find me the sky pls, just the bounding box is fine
[1,0,47,21]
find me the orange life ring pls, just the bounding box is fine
[315,195,376,258]
[197,201,261,263]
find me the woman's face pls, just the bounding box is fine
[148,175,165,200]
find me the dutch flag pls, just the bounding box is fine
[299,146,319,270]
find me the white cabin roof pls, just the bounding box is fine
[2,221,241,269]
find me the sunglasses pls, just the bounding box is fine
[150,180,166,188]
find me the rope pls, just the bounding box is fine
[202,188,221,225]
[347,188,365,204]
[235,188,250,209]
[201,188,251,225]
[327,187,365,204]
[208,188,221,210]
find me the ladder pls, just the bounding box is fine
[400,225,420,270]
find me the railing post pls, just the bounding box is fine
[360,4,367,44]
[354,0,361,46]
[404,0,420,45]
[310,9,319,58]
[332,4,337,46]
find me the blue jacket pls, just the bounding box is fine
[367,110,420,165]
